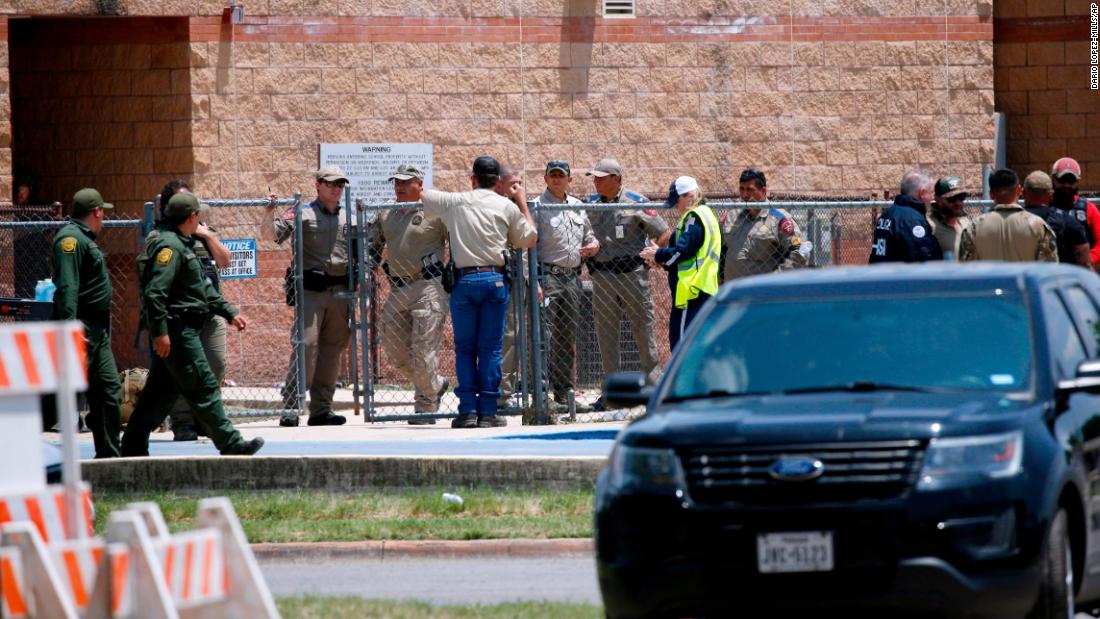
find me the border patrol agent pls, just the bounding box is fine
[371,164,450,424]
[642,176,720,351]
[723,168,807,281]
[263,165,353,427]
[534,160,599,416]
[868,171,944,263]
[139,179,232,441]
[51,188,122,458]
[121,193,263,457]
[585,158,669,403]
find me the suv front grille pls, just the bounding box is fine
[681,440,925,505]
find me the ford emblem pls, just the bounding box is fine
[769,456,825,482]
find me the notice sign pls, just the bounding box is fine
[219,239,256,279]
[320,143,433,206]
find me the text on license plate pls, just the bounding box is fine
[756,531,834,573]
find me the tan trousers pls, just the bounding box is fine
[381,278,447,412]
[591,268,661,385]
[282,286,351,417]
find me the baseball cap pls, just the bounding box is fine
[1024,170,1054,193]
[1051,157,1082,181]
[163,192,209,219]
[388,164,425,181]
[71,188,114,217]
[664,176,699,208]
[472,155,501,177]
[315,165,349,184]
[934,176,967,199]
[586,158,623,178]
[545,160,571,175]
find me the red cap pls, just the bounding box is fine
[1051,157,1082,180]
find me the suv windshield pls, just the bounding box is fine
[665,292,1033,401]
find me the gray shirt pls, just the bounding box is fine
[534,190,595,269]
[588,188,668,261]
[272,200,351,276]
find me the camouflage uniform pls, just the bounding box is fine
[722,207,807,281]
[958,204,1058,263]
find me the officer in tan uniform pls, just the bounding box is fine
[534,160,599,416]
[585,159,669,409]
[262,165,353,427]
[722,168,807,281]
[495,165,528,409]
[959,168,1058,263]
[928,176,972,259]
[371,164,449,424]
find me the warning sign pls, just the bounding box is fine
[219,239,257,279]
[320,143,433,206]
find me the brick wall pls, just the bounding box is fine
[9,17,192,216]
[994,0,1097,188]
[177,1,995,200]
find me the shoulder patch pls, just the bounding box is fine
[912,224,927,239]
[60,237,77,253]
[588,194,601,203]
[156,247,173,265]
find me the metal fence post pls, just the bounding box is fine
[292,193,306,415]
[342,186,361,419]
[512,248,529,413]
[141,201,155,241]
[356,198,373,422]
[526,202,546,425]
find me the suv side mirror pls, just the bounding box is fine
[604,371,652,409]
[1057,359,1100,394]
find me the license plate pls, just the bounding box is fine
[756,531,834,573]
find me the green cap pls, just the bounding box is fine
[71,188,113,217]
[934,176,966,199]
[164,192,209,219]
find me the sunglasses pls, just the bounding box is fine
[945,195,968,203]
[320,180,347,188]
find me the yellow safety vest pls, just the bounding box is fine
[674,203,721,308]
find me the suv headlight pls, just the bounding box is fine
[607,445,685,494]
[918,431,1023,490]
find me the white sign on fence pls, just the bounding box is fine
[320,143,434,205]
[219,239,257,279]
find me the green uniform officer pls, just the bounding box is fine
[51,188,122,458]
[121,193,263,457]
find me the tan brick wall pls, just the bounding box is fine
[10,17,192,215]
[994,0,1096,187]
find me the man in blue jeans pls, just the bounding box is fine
[421,156,537,428]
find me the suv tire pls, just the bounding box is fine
[1029,508,1074,619]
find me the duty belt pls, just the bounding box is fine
[167,309,212,329]
[458,266,504,275]
[540,263,580,276]
[389,262,446,288]
[302,269,348,292]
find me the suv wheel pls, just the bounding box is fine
[1028,509,1074,619]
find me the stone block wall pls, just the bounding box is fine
[9,17,192,216]
[994,0,1098,188]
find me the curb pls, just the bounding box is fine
[251,538,595,561]
[83,456,605,492]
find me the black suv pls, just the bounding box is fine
[597,263,1100,619]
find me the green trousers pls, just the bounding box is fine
[169,315,227,432]
[121,322,243,456]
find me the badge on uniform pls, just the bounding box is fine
[1077,210,1087,222]
[550,215,562,227]
[412,215,423,226]
[912,225,926,239]
[615,225,625,239]
[778,219,795,235]
[156,248,174,264]
[60,237,77,253]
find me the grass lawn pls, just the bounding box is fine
[92,485,596,543]
[276,597,603,619]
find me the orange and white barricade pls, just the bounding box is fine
[0,322,279,618]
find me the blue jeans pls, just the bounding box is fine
[449,272,509,414]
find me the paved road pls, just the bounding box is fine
[259,554,601,605]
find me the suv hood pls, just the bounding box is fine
[626,391,1034,447]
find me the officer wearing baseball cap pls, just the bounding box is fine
[122,192,263,457]
[50,188,122,458]
[368,163,450,424]
[928,176,972,258]
[1051,157,1100,267]
[262,165,354,427]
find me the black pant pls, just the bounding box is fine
[669,293,710,352]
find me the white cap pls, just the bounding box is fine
[664,175,700,207]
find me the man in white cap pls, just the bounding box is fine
[262,165,354,427]
[1051,156,1100,267]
